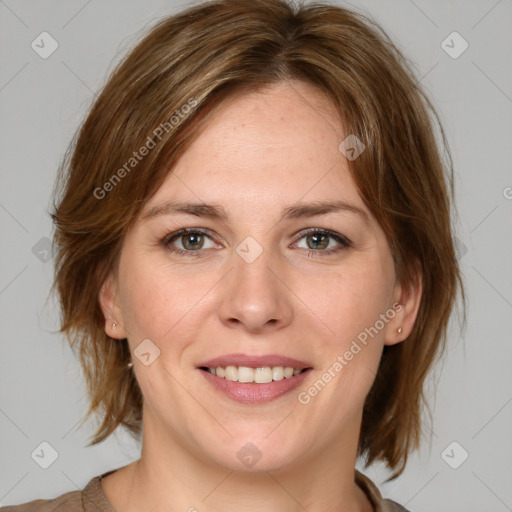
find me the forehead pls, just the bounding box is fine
[145,81,365,216]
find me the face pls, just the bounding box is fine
[100,80,420,473]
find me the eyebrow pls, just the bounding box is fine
[142,199,369,224]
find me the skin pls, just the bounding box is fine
[99,79,422,512]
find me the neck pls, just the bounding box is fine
[102,409,373,512]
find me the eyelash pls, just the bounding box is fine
[161,227,351,259]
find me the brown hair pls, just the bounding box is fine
[51,0,465,480]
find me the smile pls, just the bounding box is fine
[200,365,307,383]
[198,366,313,404]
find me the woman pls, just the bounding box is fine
[3,0,464,510]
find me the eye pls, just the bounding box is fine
[161,227,351,258]
[292,228,351,257]
[163,228,218,257]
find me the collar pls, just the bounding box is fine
[82,467,407,512]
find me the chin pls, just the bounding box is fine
[200,433,304,473]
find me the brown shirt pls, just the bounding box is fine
[0,469,410,511]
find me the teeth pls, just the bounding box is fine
[238,366,255,383]
[205,365,305,383]
[272,366,284,381]
[255,367,273,383]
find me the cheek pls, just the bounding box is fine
[118,255,215,344]
[308,254,394,345]
[329,254,394,384]
[121,272,166,336]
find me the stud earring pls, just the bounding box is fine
[127,361,133,368]
[112,322,117,328]
[397,327,403,335]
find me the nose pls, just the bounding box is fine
[217,245,294,334]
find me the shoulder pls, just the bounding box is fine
[0,475,109,512]
[383,498,412,512]
[0,487,83,511]
[355,470,412,512]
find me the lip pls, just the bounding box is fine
[197,353,313,370]
[198,367,313,404]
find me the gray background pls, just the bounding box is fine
[0,0,511,510]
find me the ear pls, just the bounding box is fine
[98,272,127,339]
[384,267,423,346]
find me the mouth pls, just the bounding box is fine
[196,355,313,404]
[199,365,310,383]
[196,353,313,403]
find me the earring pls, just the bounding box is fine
[127,361,133,368]
[397,327,403,335]
[112,322,117,328]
